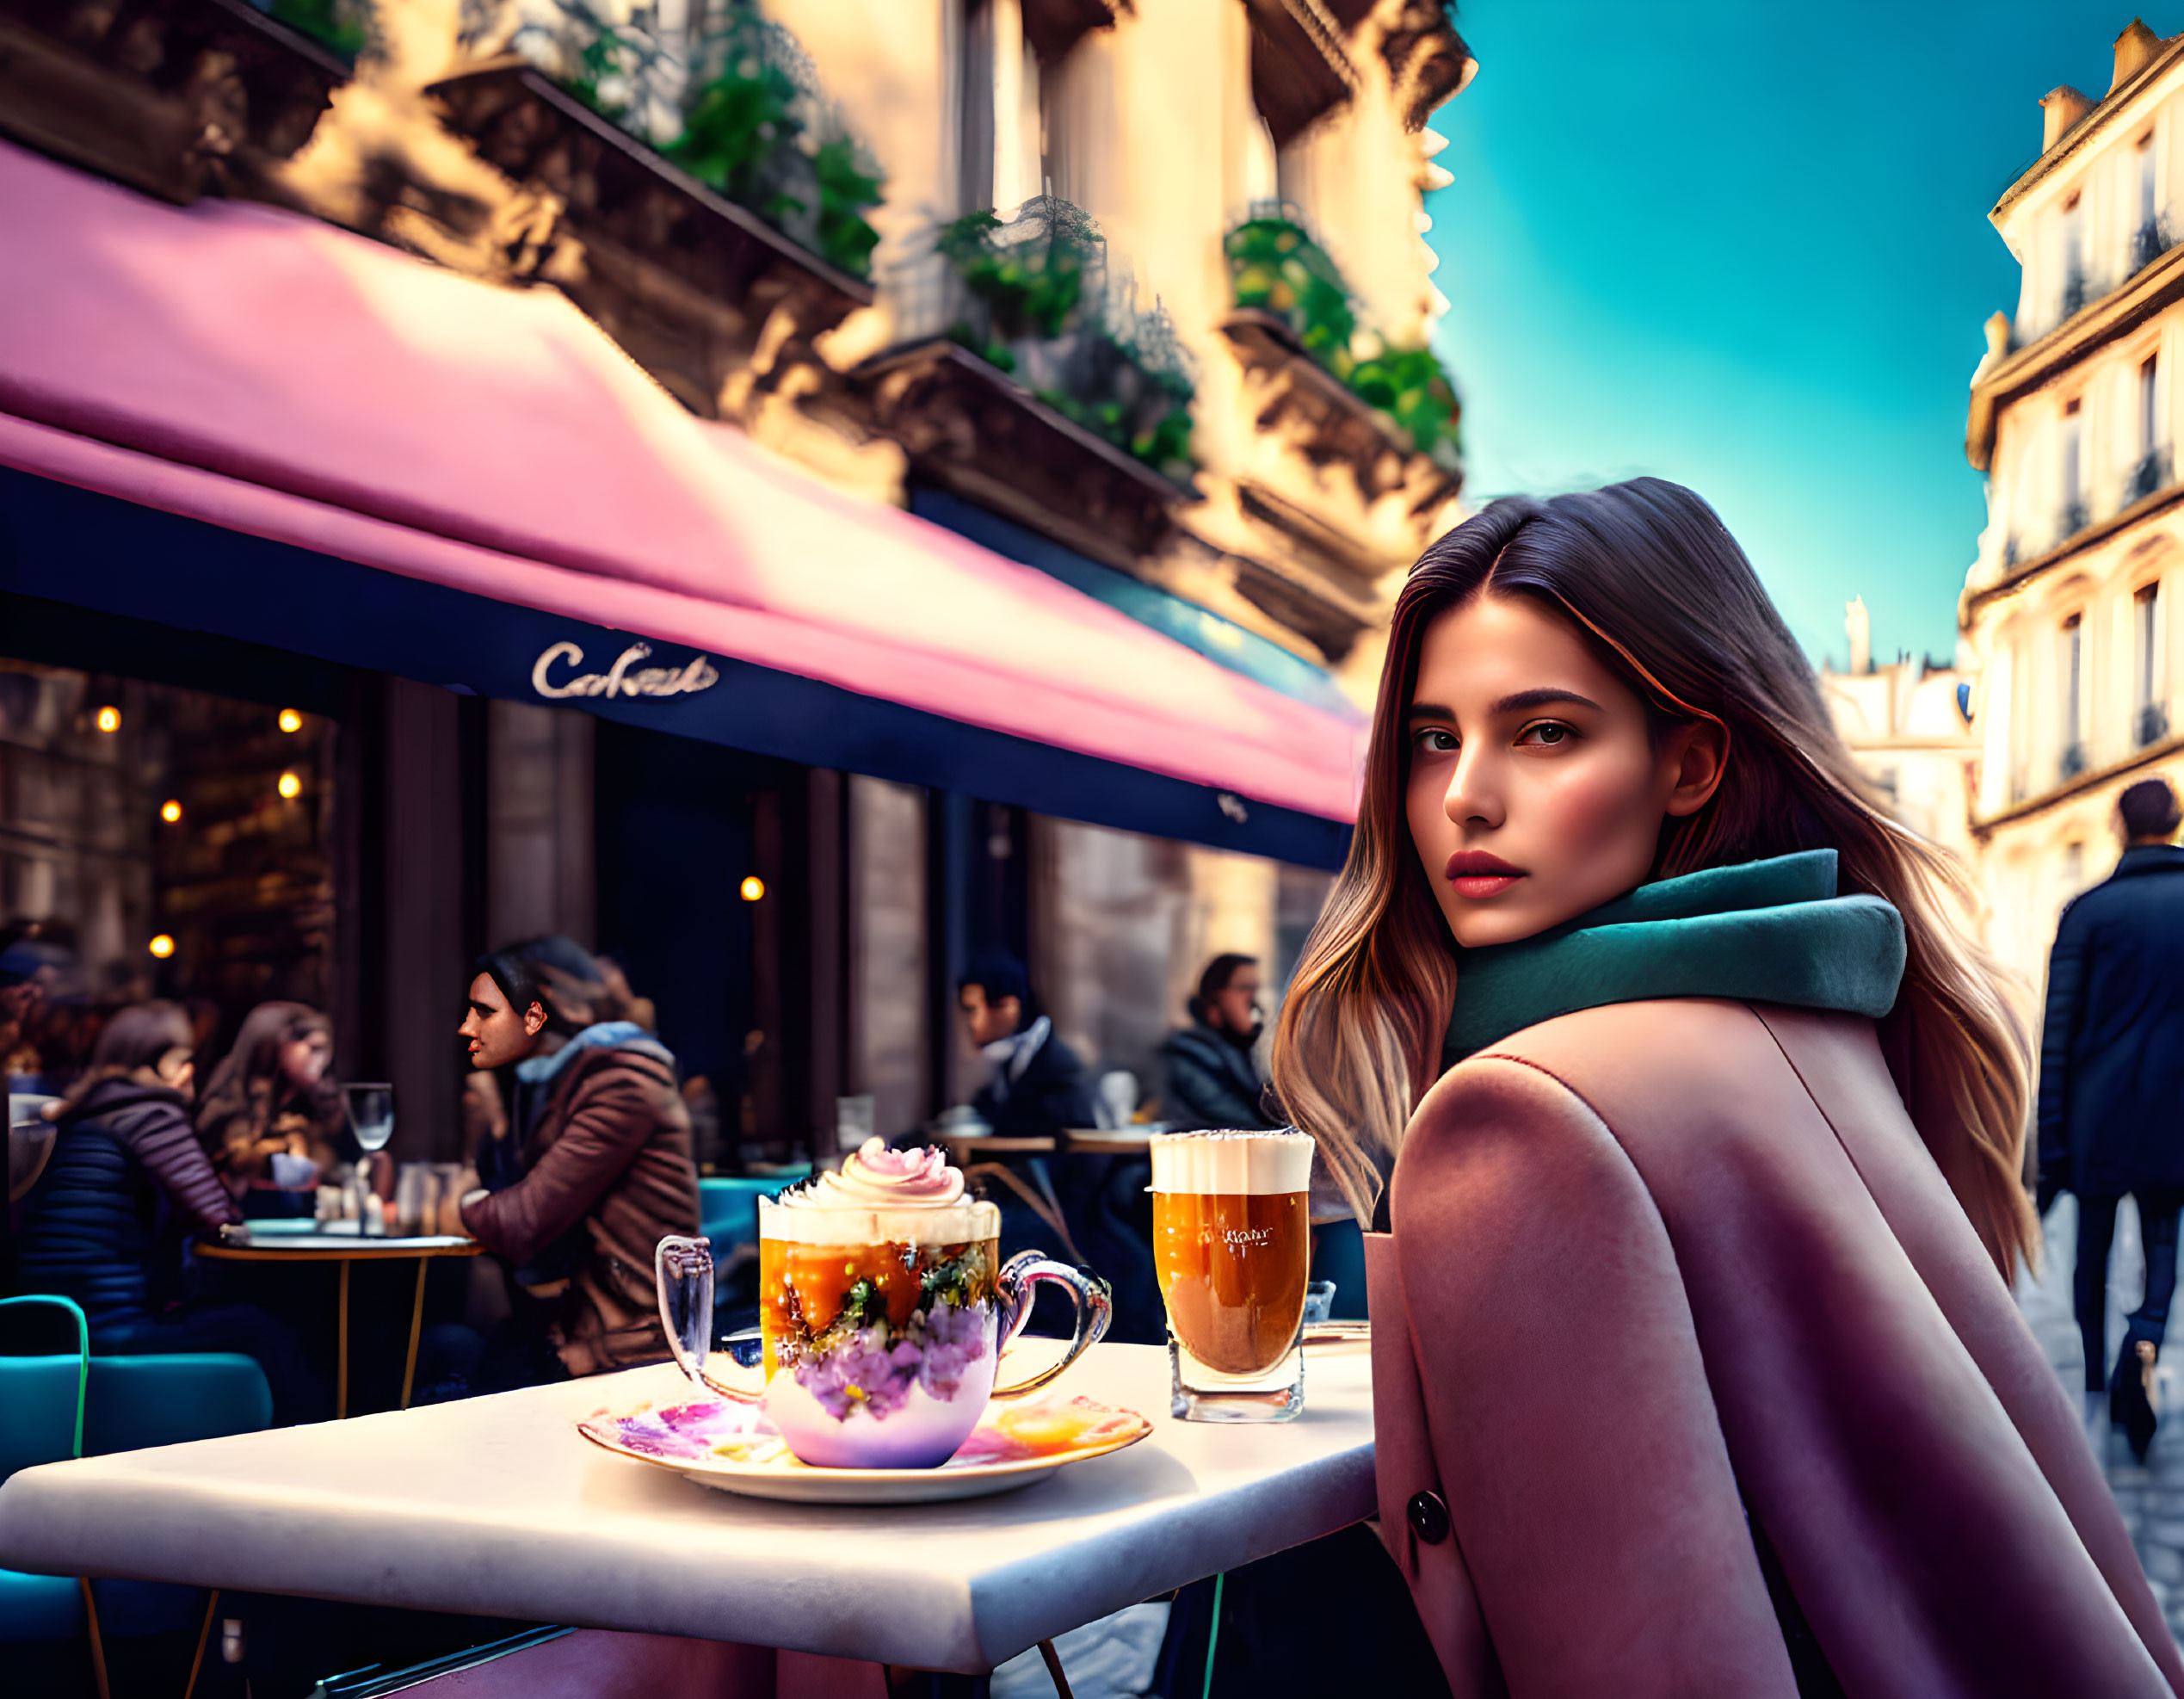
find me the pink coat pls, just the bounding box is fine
[1367,997,2184,1696]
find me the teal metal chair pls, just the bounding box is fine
[85,1354,274,1655]
[0,1294,100,1691]
[698,1169,811,1261]
[1,1296,275,1698]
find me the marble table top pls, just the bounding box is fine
[0,1342,1375,1672]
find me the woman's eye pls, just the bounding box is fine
[1515,721,1574,748]
[1415,727,1459,754]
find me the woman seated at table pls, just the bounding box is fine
[195,1000,346,1217]
[15,1000,321,1422]
[1271,481,2184,1693]
[453,949,701,1387]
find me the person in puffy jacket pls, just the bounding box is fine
[16,1001,319,1421]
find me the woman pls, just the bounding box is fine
[454,949,700,1384]
[16,1003,318,1421]
[1272,480,2184,1695]
[195,1001,344,1210]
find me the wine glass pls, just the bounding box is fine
[343,1084,394,1235]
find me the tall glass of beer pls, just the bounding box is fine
[1151,1128,1315,1422]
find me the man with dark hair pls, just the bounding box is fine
[1161,953,1276,1130]
[2040,775,2184,1458]
[958,955,1093,1139]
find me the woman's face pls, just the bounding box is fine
[1404,593,1724,948]
[459,973,545,1070]
[280,1029,331,1090]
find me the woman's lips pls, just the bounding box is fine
[1445,852,1524,900]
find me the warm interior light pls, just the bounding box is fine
[278,708,302,732]
[95,705,120,733]
[739,875,766,902]
[160,800,183,823]
[148,934,176,959]
[277,771,302,799]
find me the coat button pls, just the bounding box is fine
[1406,1489,1450,1546]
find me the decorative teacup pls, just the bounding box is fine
[655,1140,1111,1468]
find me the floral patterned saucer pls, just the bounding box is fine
[577,1391,1152,1504]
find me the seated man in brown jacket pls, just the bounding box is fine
[457,948,700,1381]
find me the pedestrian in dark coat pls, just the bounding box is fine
[456,951,700,1381]
[2039,776,2184,1458]
[1160,953,1275,1129]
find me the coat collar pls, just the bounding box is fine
[2108,843,2184,880]
[1441,850,1906,1067]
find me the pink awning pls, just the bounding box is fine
[0,141,1362,824]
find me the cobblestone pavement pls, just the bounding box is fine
[2018,1194,2184,1645]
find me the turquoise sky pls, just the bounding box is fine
[1423,2,2152,668]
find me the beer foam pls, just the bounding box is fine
[1149,1129,1314,1195]
[758,1194,999,1246]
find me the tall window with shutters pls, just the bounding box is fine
[2062,611,2088,779]
[2138,583,2168,745]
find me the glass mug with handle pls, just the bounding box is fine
[655,1140,1112,1468]
[1151,1128,1316,1421]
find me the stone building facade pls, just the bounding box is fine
[1962,18,2184,987]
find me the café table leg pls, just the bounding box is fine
[1037,1640,1076,1699]
[400,1257,429,1410]
[337,1257,352,1419]
[184,1587,220,1699]
[78,1577,112,1699]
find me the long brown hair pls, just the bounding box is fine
[1271,479,2035,1276]
[195,1000,341,1151]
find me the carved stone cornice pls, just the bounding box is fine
[1220,307,1461,518]
[1374,0,1475,130]
[1964,237,2184,473]
[0,0,345,206]
[1021,0,1123,64]
[427,60,873,419]
[1219,487,1387,664]
[1243,0,1355,148]
[854,338,1186,574]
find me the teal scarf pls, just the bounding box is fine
[1441,850,1905,1066]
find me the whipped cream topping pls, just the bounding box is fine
[787,1138,966,1209]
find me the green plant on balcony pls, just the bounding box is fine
[935,199,1195,483]
[531,2,885,279]
[1225,213,1355,364]
[270,0,367,59]
[1346,343,1461,468]
[933,207,1090,364]
[1225,207,1461,473]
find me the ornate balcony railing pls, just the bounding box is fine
[923,197,1197,484]
[505,0,885,279]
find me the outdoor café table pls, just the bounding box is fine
[0,1340,1376,1676]
[195,1226,482,1418]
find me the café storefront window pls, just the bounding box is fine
[0,658,335,1090]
